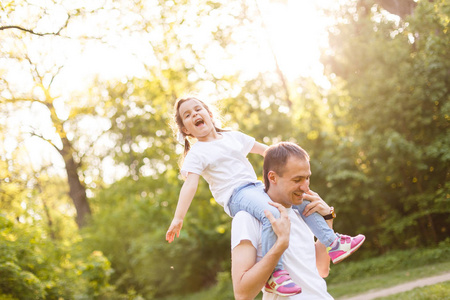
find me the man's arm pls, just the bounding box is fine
[315,218,333,278]
[231,203,290,300]
[301,190,332,278]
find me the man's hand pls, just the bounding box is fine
[265,202,291,248]
[166,218,183,243]
[302,190,331,217]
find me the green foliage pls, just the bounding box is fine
[0,213,115,299]
[83,172,231,298]
[319,0,450,252]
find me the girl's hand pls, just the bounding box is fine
[302,190,331,217]
[166,218,184,243]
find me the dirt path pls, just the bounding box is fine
[338,272,450,300]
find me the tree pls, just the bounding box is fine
[0,143,115,299]
[321,0,450,251]
[0,51,95,227]
[0,1,113,227]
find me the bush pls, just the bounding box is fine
[0,214,116,299]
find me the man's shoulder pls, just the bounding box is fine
[233,211,261,227]
[231,211,262,250]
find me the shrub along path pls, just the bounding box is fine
[338,272,450,300]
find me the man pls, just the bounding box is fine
[231,142,335,300]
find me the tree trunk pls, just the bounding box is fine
[59,136,91,228]
[42,97,92,228]
[373,0,418,18]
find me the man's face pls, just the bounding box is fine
[270,156,311,208]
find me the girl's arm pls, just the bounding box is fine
[166,173,200,243]
[250,141,268,156]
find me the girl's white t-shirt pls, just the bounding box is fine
[231,209,334,300]
[181,131,257,216]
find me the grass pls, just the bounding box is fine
[376,281,450,300]
[328,261,450,299]
[327,240,450,299]
[159,241,450,300]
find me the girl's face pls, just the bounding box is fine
[178,99,218,142]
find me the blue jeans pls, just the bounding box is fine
[228,182,336,271]
[293,201,337,247]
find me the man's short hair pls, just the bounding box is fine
[263,142,310,192]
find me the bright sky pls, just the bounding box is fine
[257,0,334,83]
[1,0,338,183]
[48,0,336,95]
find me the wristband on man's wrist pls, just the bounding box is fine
[323,206,336,220]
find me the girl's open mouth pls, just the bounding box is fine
[195,119,205,127]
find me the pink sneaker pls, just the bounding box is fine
[264,269,302,296]
[327,233,365,264]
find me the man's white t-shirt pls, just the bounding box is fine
[231,209,334,300]
[181,131,257,216]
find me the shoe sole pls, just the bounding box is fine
[264,287,302,296]
[332,235,366,264]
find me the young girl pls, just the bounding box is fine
[166,97,365,296]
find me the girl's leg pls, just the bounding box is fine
[294,201,366,264]
[293,200,337,247]
[229,182,283,271]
